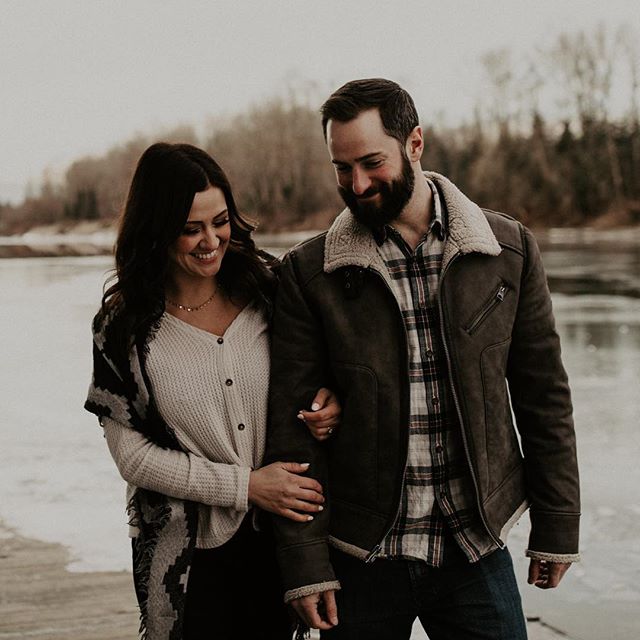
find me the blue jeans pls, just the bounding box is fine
[322,545,527,640]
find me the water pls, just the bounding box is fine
[1,233,639,639]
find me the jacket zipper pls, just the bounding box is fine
[363,267,412,563]
[466,283,508,335]
[437,254,504,548]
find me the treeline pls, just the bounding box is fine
[1,25,639,234]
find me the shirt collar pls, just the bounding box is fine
[373,177,446,246]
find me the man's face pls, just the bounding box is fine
[327,108,415,230]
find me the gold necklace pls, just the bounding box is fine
[166,285,219,312]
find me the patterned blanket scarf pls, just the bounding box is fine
[85,310,198,640]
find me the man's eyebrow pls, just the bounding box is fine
[332,152,384,165]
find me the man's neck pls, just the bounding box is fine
[392,172,433,251]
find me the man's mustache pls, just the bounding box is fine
[356,187,379,199]
[337,185,382,201]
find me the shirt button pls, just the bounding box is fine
[435,444,443,453]
[432,397,439,406]
[225,379,233,386]
[237,423,245,431]
[217,337,224,344]
[424,349,434,359]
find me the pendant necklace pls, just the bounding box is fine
[166,284,219,312]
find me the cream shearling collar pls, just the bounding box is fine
[323,172,502,276]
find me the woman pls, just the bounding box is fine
[85,143,339,640]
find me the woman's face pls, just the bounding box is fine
[168,185,231,283]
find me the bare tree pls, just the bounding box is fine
[550,25,624,207]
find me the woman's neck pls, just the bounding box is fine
[165,276,219,307]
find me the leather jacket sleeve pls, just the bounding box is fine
[264,249,340,598]
[507,225,580,558]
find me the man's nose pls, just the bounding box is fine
[351,167,371,196]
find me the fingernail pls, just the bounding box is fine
[318,505,324,511]
[297,413,305,421]
[311,403,321,411]
[307,515,314,521]
[300,462,310,468]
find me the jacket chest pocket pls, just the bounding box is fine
[464,282,509,335]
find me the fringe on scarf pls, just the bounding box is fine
[128,489,172,640]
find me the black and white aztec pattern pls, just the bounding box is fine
[85,309,198,640]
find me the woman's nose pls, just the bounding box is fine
[202,226,221,248]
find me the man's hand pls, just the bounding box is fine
[291,590,338,630]
[527,559,571,589]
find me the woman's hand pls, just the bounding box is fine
[298,387,342,441]
[248,462,324,522]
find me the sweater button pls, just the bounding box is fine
[238,423,245,431]
[217,337,224,344]
[225,379,233,386]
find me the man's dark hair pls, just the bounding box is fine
[320,78,419,144]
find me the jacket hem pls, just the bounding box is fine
[328,535,370,560]
[498,499,529,543]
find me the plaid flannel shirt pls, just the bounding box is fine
[377,178,497,565]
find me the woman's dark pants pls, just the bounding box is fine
[134,518,292,640]
[183,519,292,639]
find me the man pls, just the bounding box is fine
[265,78,580,639]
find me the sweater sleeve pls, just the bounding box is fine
[102,416,250,512]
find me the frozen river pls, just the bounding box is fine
[1,231,639,639]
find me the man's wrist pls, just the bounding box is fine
[284,580,341,603]
[526,549,580,563]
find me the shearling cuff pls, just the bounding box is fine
[526,549,580,563]
[284,580,341,604]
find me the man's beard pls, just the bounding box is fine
[338,154,415,232]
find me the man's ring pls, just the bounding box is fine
[327,427,334,435]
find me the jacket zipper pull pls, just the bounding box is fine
[365,544,381,563]
[496,285,507,301]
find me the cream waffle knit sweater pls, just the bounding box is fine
[102,305,269,548]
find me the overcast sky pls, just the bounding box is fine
[1,0,637,203]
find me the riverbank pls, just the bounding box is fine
[0,225,320,259]
[1,222,640,260]
[0,522,572,640]
[0,522,137,639]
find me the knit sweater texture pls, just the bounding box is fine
[103,304,270,548]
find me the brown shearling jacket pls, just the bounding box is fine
[265,172,580,600]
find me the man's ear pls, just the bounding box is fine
[406,126,424,162]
